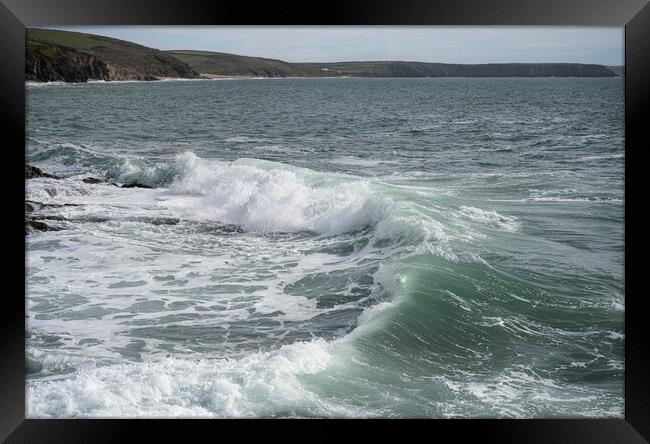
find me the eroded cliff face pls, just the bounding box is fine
[25,39,200,82]
[26,43,110,82]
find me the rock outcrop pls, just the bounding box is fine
[25,164,59,179]
[24,166,247,235]
[26,28,200,83]
[24,165,161,235]
[25,198,63,234]
[120,182,153,189]
[26,43,110,83]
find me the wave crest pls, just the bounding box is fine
[164,152,393,235]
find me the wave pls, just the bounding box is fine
[27,249,623,418]
[27,280,399,418]
[458,206,520,232]
[157,152,393,235]
[26,149,464,244]
[26,150,623,418]
[27,142,180,187]
[28,339,342,418]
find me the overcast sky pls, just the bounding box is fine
[44,26,624,65]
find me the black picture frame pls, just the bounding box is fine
[1,0,648,442]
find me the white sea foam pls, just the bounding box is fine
[27,339,347,418]
[27,348,103,377]
[160,152,393,235]
[458,206,520,232]
[26,254,409,418]
[26,81,70,87]
[27,80,149,87]
[530,197,622,203]
[26,178,91,200]
[526,188,623,203]
[461,366,620,418]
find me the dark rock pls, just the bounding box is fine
[135,217,181,226]
[188,221,244,234]
[25,200,82,208]
[30,220,50,231]
[25,165,59,179]
[121,182,153,189]
[82,177,105,184]
[25,200,69,233]
[38,215,67,222]
[26,42,110,83]
[25,218,62,235]
[25,200,43,212]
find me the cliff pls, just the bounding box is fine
[606,65,624,76]
[168,51,617,78]
[26,28,200,82]
[300,61,619,77]
[165,50,325,78]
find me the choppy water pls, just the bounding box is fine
[26,77,624,418]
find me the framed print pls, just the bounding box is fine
[1,0,648,442]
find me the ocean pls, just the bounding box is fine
[25,77,624,418]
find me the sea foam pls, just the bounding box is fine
[27,339,356,418]
[161,152,393,235]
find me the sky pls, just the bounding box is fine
[44,26,624,65]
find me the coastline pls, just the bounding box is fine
[25,28,622,85]
[26,74,623,86]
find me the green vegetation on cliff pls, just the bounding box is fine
[166,51,618,78]
[26,28,200,82]
[165,50,326,78]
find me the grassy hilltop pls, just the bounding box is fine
[165,50,327,78]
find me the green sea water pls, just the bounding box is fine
[25,77,624,417]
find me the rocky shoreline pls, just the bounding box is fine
[25,164,243,235]
[25,164,153,234]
